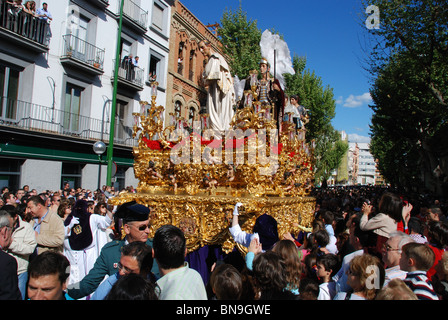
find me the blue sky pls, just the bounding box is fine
[181,0,374,142]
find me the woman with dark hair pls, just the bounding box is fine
[94,201,115,255]
[105,273,159,300]
[426,220,448,281]
[57,199,72,220]
[360,192,413,257]
[252,251,298,300]
[271,240,302,295]
[408,217,428,244]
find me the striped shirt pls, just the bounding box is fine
[403,271,439,300]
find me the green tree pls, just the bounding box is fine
[217,7,346,186]
[285,56,347,185]
[362,0,448,107]
[363,0,448,194]
[314,131,349,187]
[218,5,262,78]
[369,50,447,193]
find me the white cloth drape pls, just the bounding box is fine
[203,52,235,133]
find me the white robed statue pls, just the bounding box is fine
[199,40,235,133]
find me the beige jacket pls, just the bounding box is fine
[8,216,37,274]
[30,209,64,254]
[360,212,397,238]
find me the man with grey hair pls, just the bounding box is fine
[382,231,415,286]
[0,210,22,299]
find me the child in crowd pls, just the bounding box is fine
[407,217,427,244]
[400,242,439,300]
[209,263,243,300]
[376,278,418,300]
[272,240,302,295]
[298,278,319,300]
[316,253,339,300]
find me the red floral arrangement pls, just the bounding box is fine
[270,143,283,155]
[143,138,162,150]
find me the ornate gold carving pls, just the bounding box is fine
[109,191,315,254]
[110,85,316,254]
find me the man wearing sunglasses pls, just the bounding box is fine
[67,201,159,300]
[90,241,156,300]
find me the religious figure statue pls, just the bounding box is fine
[199,39,235,134]
[290,95,309,130]
[146,160,163,179]
[258,58,284,131]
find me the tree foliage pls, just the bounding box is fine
[218,5,262,78]
[218,7,346,185]
[364,0,448,194]
[285,56,347,184]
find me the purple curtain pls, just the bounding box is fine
[186,245,226,285]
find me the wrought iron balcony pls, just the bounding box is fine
[0,0,49,52]
[91,0,109,9]
[0,96,137,147]
[111,59,145,91]
[60,34,105,76]
[121,0,148,33]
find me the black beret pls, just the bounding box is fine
[115,201,150,222]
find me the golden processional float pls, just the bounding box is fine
[109,76,316,255]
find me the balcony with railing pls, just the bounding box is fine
[111,59,145,91]
[0,0,49,53]
[91,0,109,9]
[121,0,148,33]
[0,96,137,147]
[60,34,105,76]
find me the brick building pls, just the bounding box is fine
[165,0,224,127]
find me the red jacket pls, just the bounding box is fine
[427,244,445,280]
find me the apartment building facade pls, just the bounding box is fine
[0,0,171,192]
[348,142,376,185]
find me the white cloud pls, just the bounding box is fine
[341,92,372,108]
[335,96,343,105]
[348,133,371,143]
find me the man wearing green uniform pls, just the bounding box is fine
[67,201,159,299]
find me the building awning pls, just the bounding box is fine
[0,143,134,166]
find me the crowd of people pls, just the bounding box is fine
[3,1,52,44]
[121,53,140,82]
[1,183,447,301]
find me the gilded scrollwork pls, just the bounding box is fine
[109,87,316,254]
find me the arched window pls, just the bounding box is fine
[188,106,196,127]
[177,42,184,75]
[174,101,182,119]
[188,50,195,81]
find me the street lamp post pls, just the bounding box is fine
[106,0,125,186]
[93,140,107,190]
